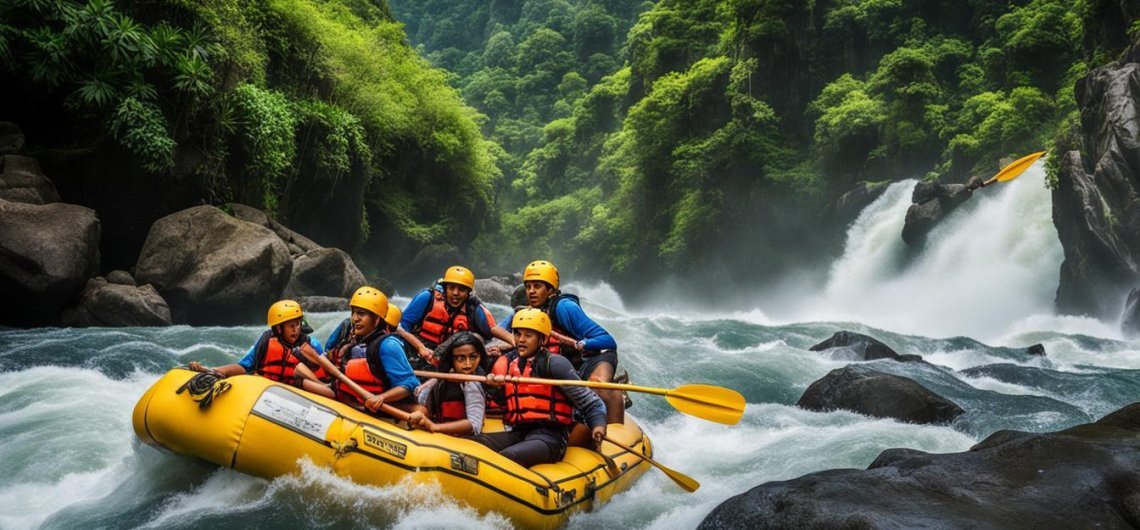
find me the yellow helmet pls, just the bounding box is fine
[442,266,476,290]
[349,286,389,318]
[267,300,303,327]
[523,260,559,289]
[384,303,402,328]
[511,307,552,338]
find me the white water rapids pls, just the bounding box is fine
[2,162,1139,529]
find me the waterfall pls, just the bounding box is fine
[792,163,1065,340]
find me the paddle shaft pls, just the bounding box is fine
[302,345,411,422]
[413,369,745,425]
[604,435,699,492]
[414,370,668,396]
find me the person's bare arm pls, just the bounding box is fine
[188,361,246,378]
[397,326,434,363]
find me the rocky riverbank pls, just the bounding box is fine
[696,328,1140,529]
[0,124,379,327]
[700,401,1140,529]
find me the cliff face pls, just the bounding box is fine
[1052,48,1140,320]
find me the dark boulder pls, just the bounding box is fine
[797,365,964,424]
[1025,343,1046,356]
[828,181,891,241]
[229,203,321,257]
[808,331,911,362]
[134,205,292,325]
[105,270,136,286]
[700,402,1140,529]
[475,274,522,306]
[1052,58,1140,320]
[0,199,100,326]
[294,296,349,313]
[901,181,973,247]
[0,122,24,154]
[61,277,171,327]
[510,283,527,309]
[283,247,367,299]
[1123,288,1140,339]
[0,155,60,204]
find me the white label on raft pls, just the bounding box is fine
[252,386,337,441]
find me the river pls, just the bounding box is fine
[2,164,1138,529]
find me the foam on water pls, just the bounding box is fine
[0,368,146,529]
[568,403,976,529]
[1,303,1137,528]
[4,159,1140,527]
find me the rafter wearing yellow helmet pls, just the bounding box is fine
[186,300,327,391]
[470,308,608,468]
[515,259,624,426]
[316,286,428,420]
[396,266,517,371]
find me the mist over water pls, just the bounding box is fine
[3,163,1139,529]
[772,165,1067,342]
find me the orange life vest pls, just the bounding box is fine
[252,330,302,384]
[429,380,467,423]
[414,289,474,348]
[493,351,574,427]
[333,331,391,405]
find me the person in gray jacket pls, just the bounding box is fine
[472,308,606,467]
[408,332,487,436]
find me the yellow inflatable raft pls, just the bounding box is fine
[133,369,651,528]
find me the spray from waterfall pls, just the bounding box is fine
[774,164,1064,341]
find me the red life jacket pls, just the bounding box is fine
[429,380,467,423]
[484,371,506,417]
[493,351,574,427]
[333,332,391,405]
[414,289,474,348]
[252,330,302,384]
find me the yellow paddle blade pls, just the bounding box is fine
[994,151,1046,182]
[665,384,746,425]
[605,436,700,492]
[658,461,701,492]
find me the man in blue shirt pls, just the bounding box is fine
[504,260,623,425]
[188,300,327,397]
[397,266,514,370]
[321,286,423,416]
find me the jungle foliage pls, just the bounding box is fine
[1,0,498,281]
[3,0,1136,293]
[396,0,1135,292]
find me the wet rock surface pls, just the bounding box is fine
[294,295,350,313]
[700,402,1140,529]
[475,274,522,306]
[797,365,965,424]
[134,205,292,325]
[228,203,321,256]
[0,199,100,326]
[283,247,367,299]
[808,331,921,362]
[901,181,973,247]
[1052,57,1140,319]
[62,277,171,327]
